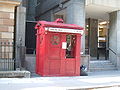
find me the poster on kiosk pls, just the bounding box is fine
[35,19,84,76]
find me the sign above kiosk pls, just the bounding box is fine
[45,27,84,34]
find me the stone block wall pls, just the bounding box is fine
[25,54,36,73]
[81,55,90,71]
[0,5,15,59]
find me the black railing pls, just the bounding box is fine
[0,42,15,71]
[108,48,117,55]
[97,42,108,60]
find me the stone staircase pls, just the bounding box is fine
[89,60,117,72]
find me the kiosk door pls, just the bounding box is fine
[47,33,79,76]
[64,34,77,75]
[47,32,61,75]
[60,34,79,75]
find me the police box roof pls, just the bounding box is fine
[35,18,84,30]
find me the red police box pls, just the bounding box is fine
[35,19,84,76]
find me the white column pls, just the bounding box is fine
[15,6,26,69]
[66,0,85,54]
[109,10,120,69]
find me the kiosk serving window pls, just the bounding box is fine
[66,35,76,58]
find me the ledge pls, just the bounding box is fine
[0,71,30,78]
[0,0,21,6]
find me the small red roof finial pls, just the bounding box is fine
[55,18,64,23]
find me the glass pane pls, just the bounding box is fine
[66,35,76,58]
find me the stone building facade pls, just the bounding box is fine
[0,0,20,59]
[0,0,26,70]
[35,0,120,70]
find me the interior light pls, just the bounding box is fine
[86,25,89,27]
[99,30,102,32]
[99,21,107,25]
[99,26,104,28]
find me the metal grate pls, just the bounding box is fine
[0,42,15,71]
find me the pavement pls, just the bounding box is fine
[1,70,120,90]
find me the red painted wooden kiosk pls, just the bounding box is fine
[35,19,84,76]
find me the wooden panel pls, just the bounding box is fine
[49,61,61,75]
[65,60,75,75]
[48,33,61,60]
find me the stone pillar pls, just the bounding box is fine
[66,0,85,54]
[15,6,26,69]
[109,11,120,69]
[88,18,98,57]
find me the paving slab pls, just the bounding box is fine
[0,70,120,90]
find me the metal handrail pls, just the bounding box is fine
[108,48,117,55]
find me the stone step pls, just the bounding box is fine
[90,67,117,72]
[90,67,117,70]
[90,65,116,68]
[90,61,113,65]
[89,60,117,72]
[0,71,30,78]
[90,60,112,64]
[90,62,113,65]
[90,63,115,67]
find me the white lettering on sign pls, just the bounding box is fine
[45,27,84,34]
